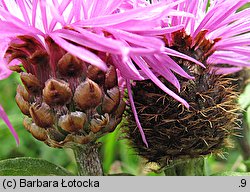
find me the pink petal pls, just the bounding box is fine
[154,53,194,79]
[111,54,144,80]
[47,0,66,30]
[219,47,250,57]
[16,0,31,26]
[164,47,205,67]
[192,5,220,37]
[32,0,38,27]
[208,55,250,67]
[132,56,189,108]
[75,0,185,27]
[90,0,123,18]
[128,25,184,35]
[0,105,19,145]
[210,66,242,75]
[49,0,71,31]
[39,0,48,33]
[0,7,43,35]
[142,55,181,91]
[205,1,247,32]
[126,79,148,147]
[105,27,164,51]
[66,27,129,55]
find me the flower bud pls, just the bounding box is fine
[90,113,109,133]
[87,65,105,84]
[101,87,120,114]
[43,78,72,106]
[73,79,102,111]
[15,93,30,115]
[105,65,117,89]
[58,111,87,132]
[29,103,54,128]
[20,72,42,95]
[58,53,85,77]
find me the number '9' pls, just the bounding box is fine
[241,179,246,187]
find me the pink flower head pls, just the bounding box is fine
[0,0,192,146]
[0,0,196,146]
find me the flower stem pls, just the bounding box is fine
[164,158,205,176]
[73,143,103,176]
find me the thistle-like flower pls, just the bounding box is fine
[126,0,250,165]
[0,0,192,147]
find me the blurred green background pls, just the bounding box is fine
[1,72,250,176]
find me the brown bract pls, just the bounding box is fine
[87,65,105,84]
[58,53,85,77]
[101,86,120,114]
[29,102,55,128]
[58,112,87,133]
[73,78,102,111]
[20,72,42,95]
[15,93,30,116]
[43,78,73,106]
[104,65,118,89]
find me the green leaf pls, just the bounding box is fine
[243,160,250,171]
[239,83,250,109]
[0,157,73,176]
[212,171,250,176]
